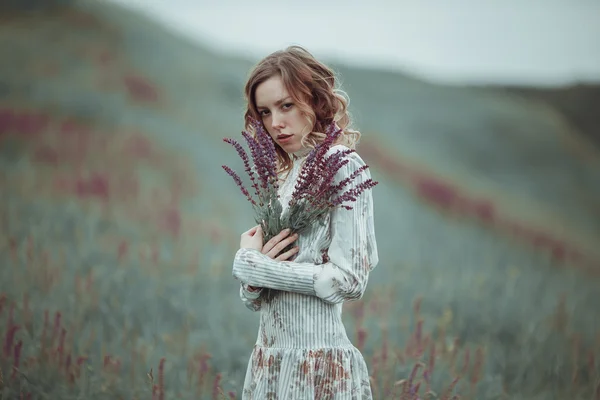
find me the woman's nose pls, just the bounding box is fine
[271,112,284,129]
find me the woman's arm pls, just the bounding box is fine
[232,151,379,304]
[239,282,263,311]
[236,220,299,312]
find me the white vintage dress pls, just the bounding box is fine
[232,144,379,400]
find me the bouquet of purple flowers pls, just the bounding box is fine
[222,119,377,299]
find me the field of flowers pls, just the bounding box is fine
[2,189,599,399]
[1,2,600,399]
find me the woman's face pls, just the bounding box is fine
[254,75,312,154]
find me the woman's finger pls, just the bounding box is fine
[242,225,260,237]
[275,246,299,261]
[267,233,298,259]
[262,228,291,255]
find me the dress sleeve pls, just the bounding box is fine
[239,283,263,312]
[232,150,379,304]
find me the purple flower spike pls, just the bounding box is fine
[223,118,378,304]
[241,130,269,193]
[224,137,260,198]
[251,119,278,190]
[222,165,256,206]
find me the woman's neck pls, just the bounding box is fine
[290,146,311,160]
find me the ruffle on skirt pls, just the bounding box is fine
[241,345,373,400]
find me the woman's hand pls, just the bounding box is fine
[240,225,300,292]
[240,225,299,261]
[240,225,264,252]
[262,228,299,261]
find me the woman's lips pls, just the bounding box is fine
[278,134,293,143]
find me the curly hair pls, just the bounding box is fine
[243,45,361,177]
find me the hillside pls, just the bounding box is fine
[502,83,600,149]
[1,1,599,399]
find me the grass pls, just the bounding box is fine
[0,241,473,400]
[0,105,598,399]
[1,195,599,399]
[0,114,599,399]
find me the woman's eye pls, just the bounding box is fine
[282,103,293,110]
[259,110,270,117]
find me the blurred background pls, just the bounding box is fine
[1,0,599,398]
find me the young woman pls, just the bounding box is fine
[232,46,379,399]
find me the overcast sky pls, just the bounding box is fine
[111,0,600,86]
